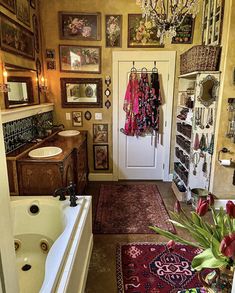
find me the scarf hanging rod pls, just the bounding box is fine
[131,61,158,73]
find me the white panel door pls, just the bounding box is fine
[118,60,172,180]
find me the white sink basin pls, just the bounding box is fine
[58,130,80,137]
[28,147,62,158]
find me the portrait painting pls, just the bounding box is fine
[59,12,101,40]
[93,124,108,143]
[72,111,83,127]
[93,145,109,170]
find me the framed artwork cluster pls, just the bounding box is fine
[93,124,109,170]
[202,0,224,45]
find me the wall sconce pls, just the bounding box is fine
[0,67,10,93]
[39,76,48,93]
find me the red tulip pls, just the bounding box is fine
[226,201,235,218]
[174,200,181,214]
[196,198,209,216]
[207,193,215,206]
[167,240,176,252]
[220,233,235,259]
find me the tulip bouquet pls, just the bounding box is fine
[150,194,235,272]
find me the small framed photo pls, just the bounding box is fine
[58,11,101,40]
[105,15,122,47]
[93,144,109,170]
[59,45,101,73]
[16,0,30,27]
[93,124,108,143]
[128,14,163,48]
[72,111,83,127]
[47,60,56,70]
[46,49,55,59]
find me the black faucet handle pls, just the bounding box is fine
[53,187,66,201]
[67,181,76,195]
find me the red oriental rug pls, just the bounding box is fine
[93,184,175,234]
[116,243,204,293]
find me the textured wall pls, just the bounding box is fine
[211,0,235,198]
[40,0,202,173]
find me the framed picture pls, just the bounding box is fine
[58,11,101,40]
[59,45,101,73]
[128,14,163,48]
[0,13,34,60]
[93,144,109,170]
[105,15,122,47]
[84,110,92,120]
[72,111,83,127]
[46,49,55,59]
[93,124,108,143]
[47,60,56,70]
[60,78,103,108]
[0,0,16,13]
[33,14,40,53]
[172,15,194,44]
[16,0,30,27]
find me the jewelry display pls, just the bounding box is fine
[193,133,200,151]
[199,108,205,129]
[202,154,207,175]
[207,134,214,155]
[192,152,200,176]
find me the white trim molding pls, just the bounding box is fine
[1,103,54,123]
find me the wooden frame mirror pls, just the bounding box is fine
[60,78,103,108]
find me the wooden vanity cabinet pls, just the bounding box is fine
[17,150,76,195]
[7,132,88,196]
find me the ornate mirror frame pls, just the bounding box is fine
[198,75,220,107]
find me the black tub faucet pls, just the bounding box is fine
[53,187,66,201]
[66,182,77,207]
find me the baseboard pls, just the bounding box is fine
[164,173,173,182]
[88,173,114,181]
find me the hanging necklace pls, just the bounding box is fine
[209,108,213,126]
[192,152,200,176]
[200,108,205,129]
[195,108,201,127]
[202,153,207,175]
[206,108,210,129]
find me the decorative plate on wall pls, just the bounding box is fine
[84,111,92,120]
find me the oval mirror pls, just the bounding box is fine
[198,75,220,107]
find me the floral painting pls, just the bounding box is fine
[0,13,34,60]
[16,0,30,27]
[59,12,101,40]
[128,14,163,48]
[105,15,122,47]
[93,124,108,143]
[59,45,101,73]
[0,0,16,13]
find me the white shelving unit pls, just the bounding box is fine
[172,71,220,202]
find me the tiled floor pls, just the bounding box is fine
[85,181,195,293]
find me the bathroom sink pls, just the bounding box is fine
[58,130,80,137]
[28,147,62,158]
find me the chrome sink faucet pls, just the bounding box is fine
[53,182,77,207]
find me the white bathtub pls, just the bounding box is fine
[11,196,93,293]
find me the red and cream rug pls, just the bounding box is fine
[93,184,175,234]
[116,243,204,293]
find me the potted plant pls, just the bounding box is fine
[150,195,235,292]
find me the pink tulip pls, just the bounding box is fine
[220,233,235,259]
[196,198,209,216]
[207,193,215,206]
[174,200,181,214]
[226,201,235,218]
[167,240,176,252]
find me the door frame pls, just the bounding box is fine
[112,50,176,181]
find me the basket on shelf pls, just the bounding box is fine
[180,45,221,75]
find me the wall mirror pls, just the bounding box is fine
[61,78,102,108]
[198,75,220,107]
[4,63,40,108]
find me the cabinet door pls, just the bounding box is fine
[63,151,76,186]
[76,140,88,194]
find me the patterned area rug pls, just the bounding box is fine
[116,243,204,293]
[93,184,175,234]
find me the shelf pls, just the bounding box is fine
[173,172,187,189]
[178,71,220,78]
[175,157,189,172]
[176,118,192,126]
[176,130,192,141]
[175,142,190,155]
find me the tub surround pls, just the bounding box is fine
[11,196,92,293]
[7,131,88,196]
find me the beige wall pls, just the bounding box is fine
[211,0,235,198]
[40,0,202,173]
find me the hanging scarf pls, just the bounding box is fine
[121,72,139,136]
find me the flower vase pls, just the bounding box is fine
[199,267,234,293]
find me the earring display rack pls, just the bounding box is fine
[172,71,220,203]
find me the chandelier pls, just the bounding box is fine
[136,0,200,44]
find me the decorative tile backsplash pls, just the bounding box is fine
[3,111,53,154]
